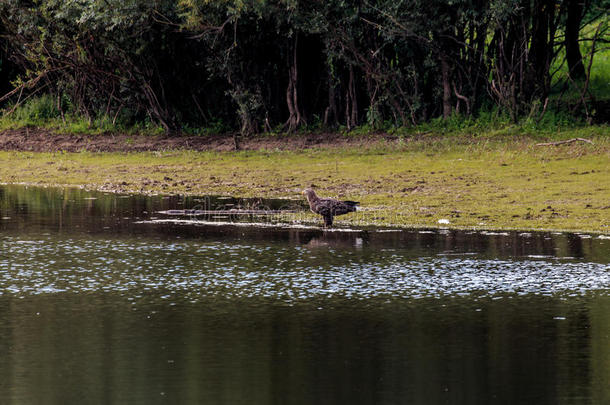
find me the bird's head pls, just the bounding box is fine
[301,188,317,200]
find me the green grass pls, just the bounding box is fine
[551,21,610,102]
[0,130,608,233]
[0,94,167,136]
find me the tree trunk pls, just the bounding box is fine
[345,65,358,130]
[565,0,586,80]
[233,132,241,151]
[284,36,302,132]
[441,56,452,119]
[529,0,554,98]
[323,64,338,127]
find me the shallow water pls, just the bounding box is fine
[0,185,609,404]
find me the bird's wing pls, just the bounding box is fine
[319,198,356,216]
[313,199,334,216]
[331,202,354,215]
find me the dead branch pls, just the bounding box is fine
[4,82,49,116]
[535,138,594,146]
[452,83,470,115]
[0,71,50,104]
[158,209,298,216]
[580,22,602,102]
[535,97,549,125]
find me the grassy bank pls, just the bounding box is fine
[0,131,608,233]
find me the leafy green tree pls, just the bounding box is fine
[0,0,606,135]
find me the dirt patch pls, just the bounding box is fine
[0,128,397,152]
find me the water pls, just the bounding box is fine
[0,185,609,404]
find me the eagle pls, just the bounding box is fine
[302,188,359,227]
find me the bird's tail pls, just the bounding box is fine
[344,200,360,211]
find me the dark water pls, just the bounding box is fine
[0,185,609,404]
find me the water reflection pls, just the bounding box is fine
[1,294,608,404]
[0,184,608,405]
[1,184,609,261]
[1,235,608,301]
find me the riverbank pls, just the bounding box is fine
[1,128,608,233]
[0,127,397,152]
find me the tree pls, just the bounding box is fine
[564,0,587,79]
[0,0,605,133]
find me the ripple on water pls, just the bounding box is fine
[0,236,608,303]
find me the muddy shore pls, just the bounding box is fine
[0,128,399,152]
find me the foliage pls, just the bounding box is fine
[0,0,607,137]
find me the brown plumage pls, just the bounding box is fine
[302,188,359,227]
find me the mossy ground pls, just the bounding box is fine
[0,130,608,233]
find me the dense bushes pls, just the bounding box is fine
[0,0,607,137]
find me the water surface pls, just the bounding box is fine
[0,185,608,404]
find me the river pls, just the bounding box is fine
[0,185,608,404]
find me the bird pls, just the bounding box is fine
[302,188,359,227]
